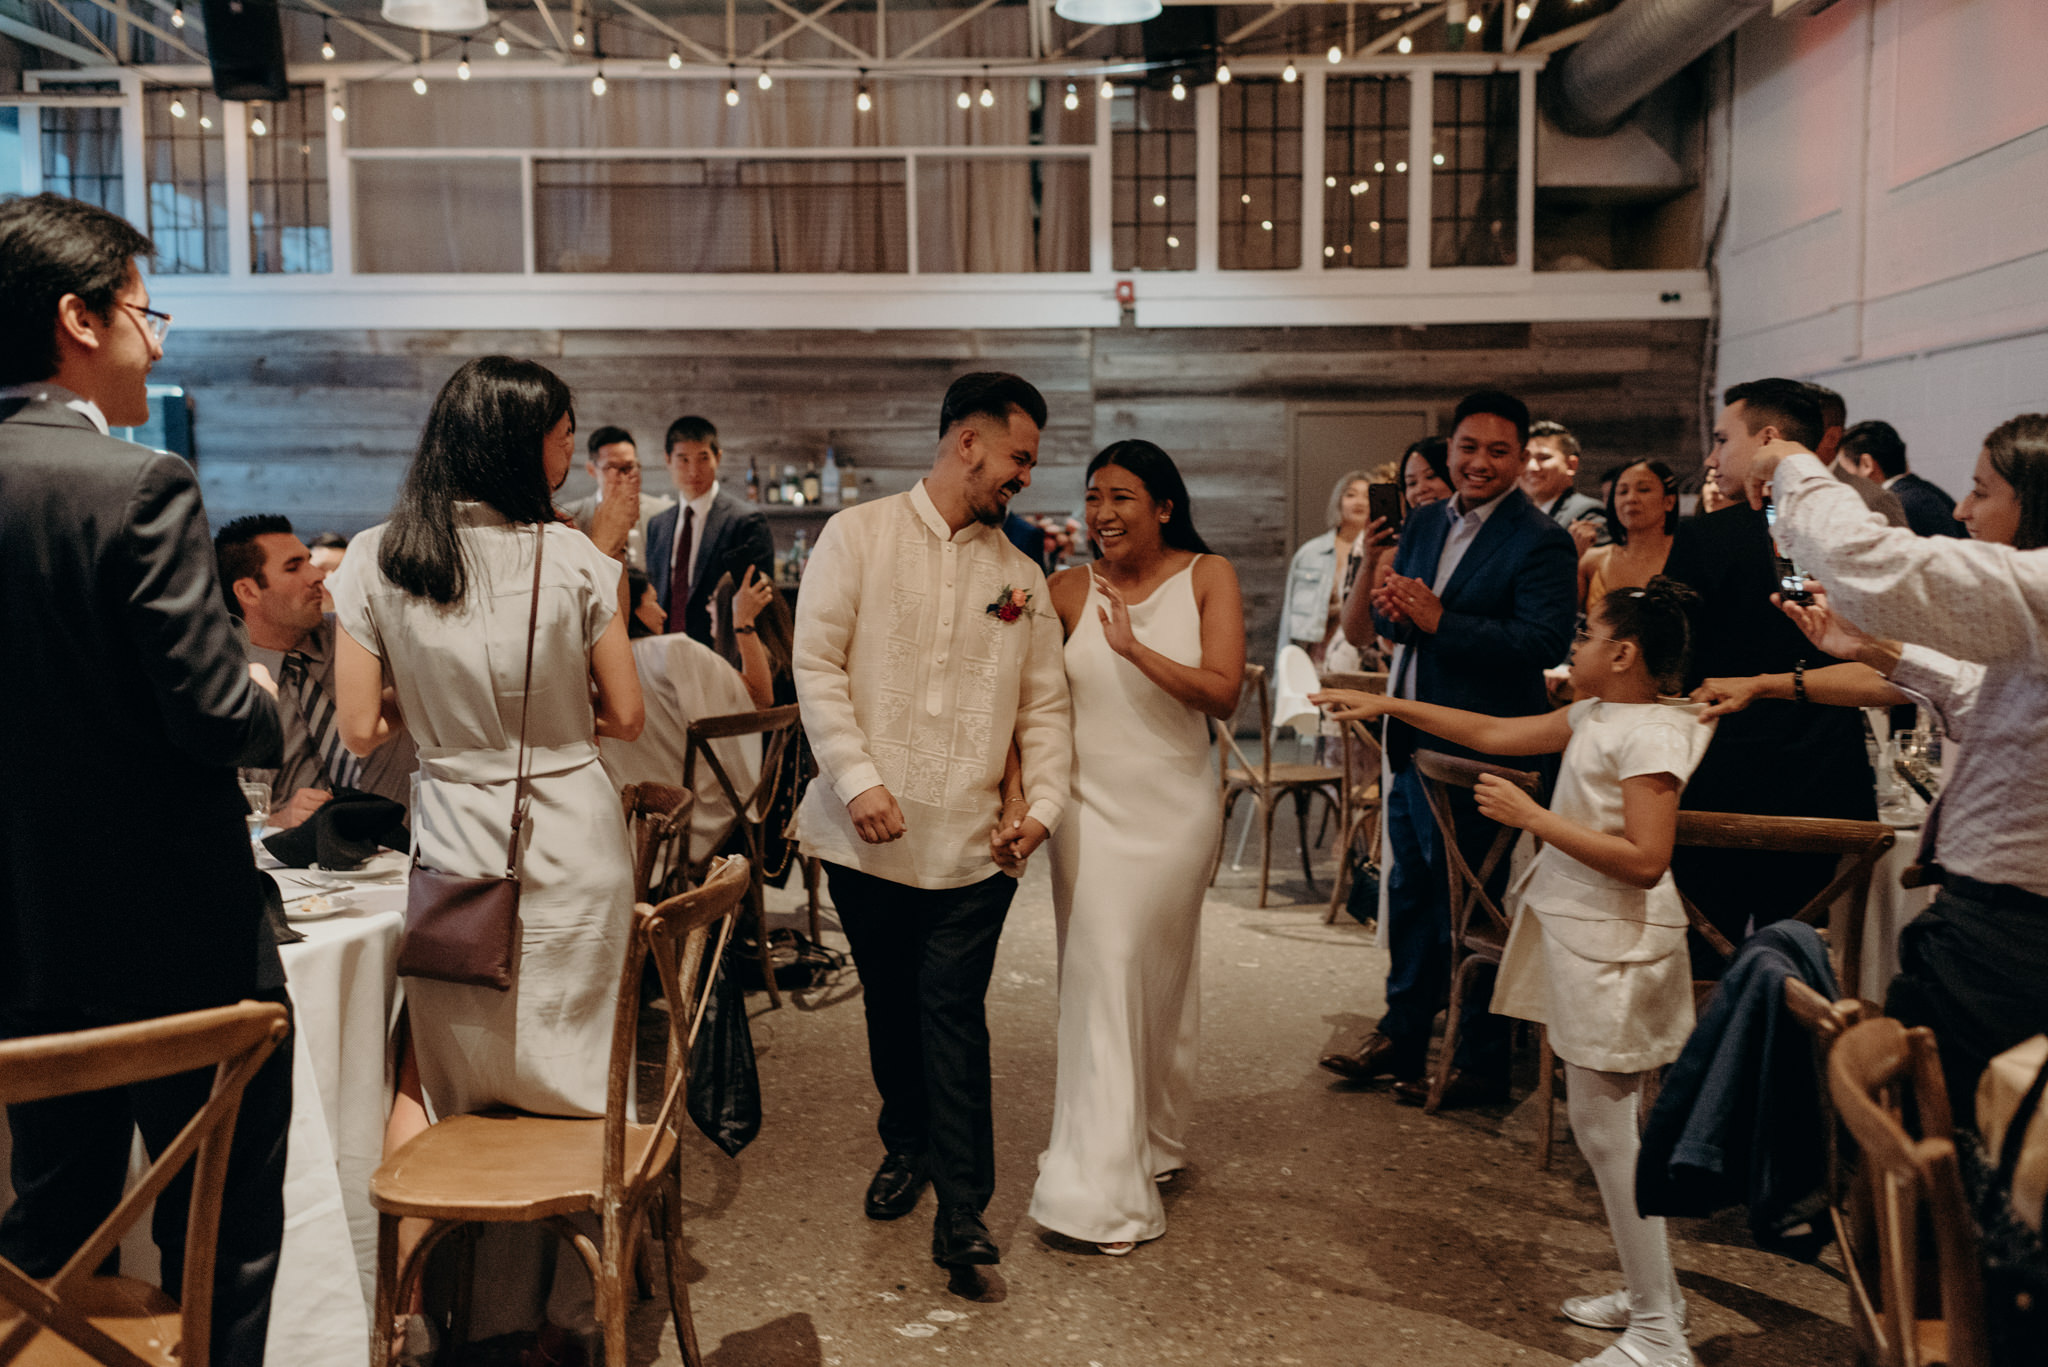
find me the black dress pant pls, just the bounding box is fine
[0,989,294,1367]
[826,863,1017,1212]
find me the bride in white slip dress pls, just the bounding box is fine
[1023,440,1246,1256]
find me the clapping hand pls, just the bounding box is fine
[1309,687,1389,722]
[1373,572,1443,633]
[1094,571,1138,658]
[1472,773,1542,829]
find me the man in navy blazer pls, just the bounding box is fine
[1838,420,1964,539]
[646,414,774,647]
[1320,389,1577,1107]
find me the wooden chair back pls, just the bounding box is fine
[1211,664,1275,783]
[1828,1018,1989,1367]
[1672,812,1896,988]
[603,856,751,1207]
[620,781,694,903]
[1413,750,1541,949]
[1784,981,1879,1298]
[683,705,801,843]
[0,1001,290,1367]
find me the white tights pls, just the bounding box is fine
[1566,1063,1685,1354]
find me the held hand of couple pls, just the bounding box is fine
[847,785,906,844]
[1472,773,1541,829]
[989,811,1050,877]
[1308,687,1387,722]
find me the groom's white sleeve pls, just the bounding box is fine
[792,521,883,803]
[1015,575,1073,837]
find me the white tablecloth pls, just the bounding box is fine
[1857,826,1937,1004]
[0,871,404,1367]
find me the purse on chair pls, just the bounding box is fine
[396,524,545,990]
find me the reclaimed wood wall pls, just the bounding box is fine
[159,319,1707,666]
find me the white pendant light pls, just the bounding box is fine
[380,0,488,35]
[1051,0,1161,25]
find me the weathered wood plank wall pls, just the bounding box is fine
[157,319,1707,666]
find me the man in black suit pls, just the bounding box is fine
[646,415,774,647]
[1318,390,1577,1108]
[1666,379,1888,950]
[1839,420,1964,538]
[1808,383,1911,529]
[0,194,291,1365]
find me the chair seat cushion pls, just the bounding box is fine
[370,1110,657,1221]
[1223,764,1343,787]
[0,1275,180,1366]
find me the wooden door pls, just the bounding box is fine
[1289,407,1434,554]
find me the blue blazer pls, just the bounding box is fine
[647,491,774,646]
[1372,487,1577,769]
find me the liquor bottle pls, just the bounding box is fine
[791,529,808,581]
[821,446,842,506]
[801,462,822,506]
[839,453,859,503]
[765,467,782,505]
[782,464,801,505]
[745,457,760,503]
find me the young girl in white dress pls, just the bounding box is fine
[1314,577,1710,1367]
[1011,440,1245,1257]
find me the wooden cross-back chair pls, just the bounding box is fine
[0,1000,290,1367]
[1413,749,1542,1118]
[621,781,694,904]
[1785,979,1880,1312]
[683,704,803,1007]
[1208,664,1345,908]
[1828,1018,1990,1367]
[1672,812,1897,997]
[370,855,753,1367]
[1316,671,1388,925]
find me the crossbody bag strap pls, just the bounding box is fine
[503,523,546,878]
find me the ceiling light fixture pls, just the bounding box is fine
[1051,0,1162,24]
[413,66,429,95]
[1063,81,1078,111]
[1215,60,1231,84]
[381,0,487,32]
[457,41,471,79]
[168,94,186,118]
[1467,12,1483,32]
[979,67,994,107]
[1099,77,1114,100]
[1327,43,1342,62]
[1396,33,1412,53]
[1282,60,1298,83]
[591,63,606,95]
[956,82,971,110]
[250,109,268,136]
[1516,2,1532,18]
[572,23,586,46]
[725,67,739,106]
[495,28,512,55]
[331,101,347,122]
[758,67,773,90]
[1170,73,1185,100]
[668,47,681,69]
[170,3,184,27]
[321,24,335,59]
[198,114,212,128]
[856,73,872,112]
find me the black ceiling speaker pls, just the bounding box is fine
[1141,7,1217,89]
[200,0,290,104]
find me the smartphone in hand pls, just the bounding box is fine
[1368,482,1404,534]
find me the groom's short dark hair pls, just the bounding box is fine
[939,372,1047,439]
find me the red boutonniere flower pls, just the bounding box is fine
[986,585,1031,623]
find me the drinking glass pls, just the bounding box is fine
[239,781,271,849]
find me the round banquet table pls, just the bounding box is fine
[0,861,406,1367]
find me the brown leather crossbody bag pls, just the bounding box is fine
[397,524,545,990]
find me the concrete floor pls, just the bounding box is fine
[627,838,1857,1367]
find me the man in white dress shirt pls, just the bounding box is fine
[794,373,1072,1271]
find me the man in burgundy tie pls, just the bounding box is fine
[646,414,773,646]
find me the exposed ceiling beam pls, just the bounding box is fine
[894,0,1002,60]
[0,11,105,63]
[1049,20,1101,58]
[36,0,121,63]
[1519,14,1602,55]
[529,0,569,52]
[607,0,725,64]
[70,0,206,60]
[752,0,867,62]
[1225,4,1296,47]
[1354,1,1444,56]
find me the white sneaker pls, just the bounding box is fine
[1561,1290,1688,1333]
[1573,1337,1695,1367]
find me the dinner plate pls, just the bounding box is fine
[315,850,409,881]
[284,891,354,922]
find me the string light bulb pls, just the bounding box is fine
[1282,60,1298,83]
[667,46,681,69]
[495,29,511,56]
[757,68,773,90]
[320,24,335,60]
[198,114,212,128]
[1516,2,1532,18]
[591,66,606,96]
[168,94,186,118]
[331,101,347,123]
[457,42,471,79]
[171,3,184,27]
[1467,12,1484,32]
[725,68,739,106]
[1216,60,1231,84]
[856,73,872,113]
[250,109,268,136]
[978,68,993,108]
[413,67,428,96]
[1063,81,1078,111]
[1099,77,1114,100]
[956,83,971,110]
[1396,33,1412,53]
[572,23,586,46]
[1170,73,1185,100]
[1327,43,1342,63]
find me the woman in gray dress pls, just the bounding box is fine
[330,357,644,1344]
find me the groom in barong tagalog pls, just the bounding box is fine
[793,372,1073,1271]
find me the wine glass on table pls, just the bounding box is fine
[239,780,271,851]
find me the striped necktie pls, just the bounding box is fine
[279,651,363,791]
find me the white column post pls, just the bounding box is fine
[1089,91,1111,275]
[119,72,147,231]
[1516,64,1535,272]
[1301,67,1325,272]
[906,151,921,274]
[325,76,353,276]
[1406,67,1431,274]
[223,100,252,277]
[1194,80,1218,274]
[520,152,537,274]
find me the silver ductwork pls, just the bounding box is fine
[1548,0,1772,137]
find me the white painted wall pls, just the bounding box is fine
[1715,0,2048,493]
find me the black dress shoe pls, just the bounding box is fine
[931,1204,1000,1267]
[864,1151,929,1221]
[1392,1070,1510,1110]
[1317,1031,1413,1083]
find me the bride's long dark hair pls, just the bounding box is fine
[1085,440,1212,555]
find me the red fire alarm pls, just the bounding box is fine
[1114,279,1135,307]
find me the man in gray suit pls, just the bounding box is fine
[1521,418,1612,552]
[0,193,291,1366]
[558,424,672,572]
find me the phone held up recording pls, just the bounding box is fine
[1367,482,1404,535]
[1761,498,1814,605]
